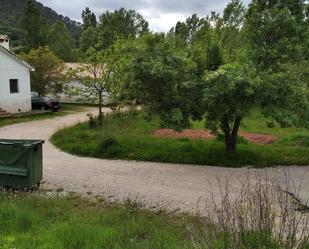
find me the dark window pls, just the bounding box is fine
[9,79,19,93]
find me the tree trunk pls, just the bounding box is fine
[98,93,103,127]
[222,116,242,154]
[225,134,237,153]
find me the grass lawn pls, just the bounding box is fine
[0,104,87,127]
[51,110,309,167]
[0,191,196,249]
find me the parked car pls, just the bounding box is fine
[31,95,60,112]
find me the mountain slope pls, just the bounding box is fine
[0,0,81,47]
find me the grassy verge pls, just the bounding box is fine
[0,191,195,249]
[51,110,309,167]
[0,183,307,249]
[0,104,88,127]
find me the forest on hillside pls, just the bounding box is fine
[0,0,81,48]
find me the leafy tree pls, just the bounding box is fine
[21,47,65,95]
[79,27,99,53]
[126,34,198,130]
[82,7,97,30]
[125,32,309,153]
[97,8,149,50]
[47,21,75,61]
[206,42,224,71]
[68,47,122,125]
[245,0,308,71]
[203,63,259,153]
[222,0,246,61]
[223,0,246,28]
[21,0,47,49]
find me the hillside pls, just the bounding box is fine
[0,0,81,47]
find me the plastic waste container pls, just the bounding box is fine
[0,139,44,189]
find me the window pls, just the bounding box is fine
[9,79,19,94]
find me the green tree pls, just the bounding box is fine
[203,63,259,153]
[82,7,97,30]
[97,8,149,50]
[21,47,65,95]
[21,0,47,49]
[245,0,308,71]
[47,21,75,61]
[68,47,122,125]
[126,34,197,130]
[79,27,99,53]
[125,33,309,153]
[222,0,246,61]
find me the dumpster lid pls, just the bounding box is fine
[0,139,44,148]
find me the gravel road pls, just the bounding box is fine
[0,108,308,213]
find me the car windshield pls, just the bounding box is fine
[43,97,53,101]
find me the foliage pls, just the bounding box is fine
[126,34,197,130]
[21,47,65,95]
[245,0,308,71]
[21,0,47,50]
[79,27,100,53]
[203,63,259,152]
[67,47,122,124]
[81,7,97,30]
[96,8,149,50]
[0,0,81,50]
[46,21,76,61]
[115,0,309,153]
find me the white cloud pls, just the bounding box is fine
[38,0,252,32]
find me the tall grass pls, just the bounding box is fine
[190,175,309,249]
[0,177,308,249]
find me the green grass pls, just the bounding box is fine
[0,104,87,127]
[0,191,303,249]
[0,192,196,249]
[51,110,309,167]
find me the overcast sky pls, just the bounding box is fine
[37,0,251,32]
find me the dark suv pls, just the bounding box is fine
[31,96,60,112]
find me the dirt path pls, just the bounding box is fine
[0,108,308,213]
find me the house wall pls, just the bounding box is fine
[57,80,110,105]
[0,51,31,113]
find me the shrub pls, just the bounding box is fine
[99,137,118,151]
[280,133,309,147]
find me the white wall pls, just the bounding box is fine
[0,51,31,113]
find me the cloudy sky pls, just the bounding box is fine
[37,0,251,32]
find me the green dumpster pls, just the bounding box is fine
[0,139,44,189]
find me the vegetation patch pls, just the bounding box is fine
[0,178,308,249]
[0,191,195,249]
[51,111,309,167]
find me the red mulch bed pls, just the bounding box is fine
[153,129,277,145]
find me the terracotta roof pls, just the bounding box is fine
[64,63,106,79]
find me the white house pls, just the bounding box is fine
[0,34,34,114]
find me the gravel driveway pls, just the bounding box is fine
[0,108,308,213]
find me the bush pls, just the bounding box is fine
[280,133,309,147]
[99,136,118,151]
